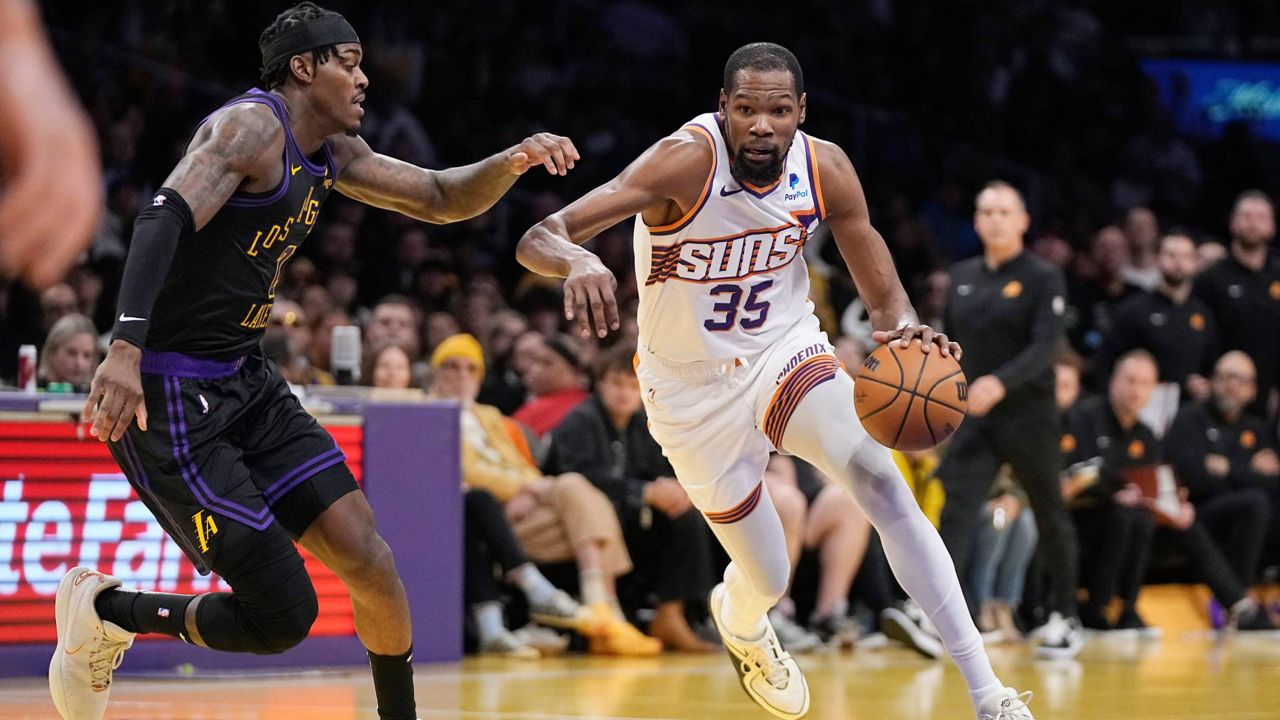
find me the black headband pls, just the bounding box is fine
[261,14,360,70]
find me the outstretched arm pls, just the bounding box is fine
[516,131,711,337]
[334,133,579,224]
[815,139,959,358]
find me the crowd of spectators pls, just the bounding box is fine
[4,1,1280,656]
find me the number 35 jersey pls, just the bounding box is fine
[146,89,336,359]
[634,112,826,363]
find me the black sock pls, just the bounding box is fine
[368,646,416,720]
[94,588,193,638]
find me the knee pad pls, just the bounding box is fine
[240,563,319,655]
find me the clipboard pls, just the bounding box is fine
[1118,464,1181,525]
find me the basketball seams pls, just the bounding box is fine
[853,347,905,422]
[889,345,931,448]
[921,368,968,414]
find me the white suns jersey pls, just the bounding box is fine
[634,112,827,363]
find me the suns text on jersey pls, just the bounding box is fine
[652,224,806,285]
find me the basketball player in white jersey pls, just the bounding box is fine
[517,43,1035,720]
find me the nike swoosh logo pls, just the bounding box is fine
[118,314,146,322]
[291,164,302,175]
[720,185,744,197]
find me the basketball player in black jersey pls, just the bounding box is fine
[50,5,579,720]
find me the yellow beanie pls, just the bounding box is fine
[431,333,485,378]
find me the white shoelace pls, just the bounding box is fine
[740,643,792,689]
[88,635,129,692]
[992,691,1034,720]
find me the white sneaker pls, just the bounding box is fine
[880,606,943,659]
[478,629,541,660]
[709,584,810,719]
[1034,612,1083,659]
[49,567,135,720]
[978,687,1035,719]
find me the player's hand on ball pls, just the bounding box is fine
[564,255,619,338]
[507,132,580,176]
[872,324,961,359]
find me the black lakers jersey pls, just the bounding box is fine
[145,89,337,358]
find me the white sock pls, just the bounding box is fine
[783,379,1003,713]
[579,569,608,607]
[472,601,506,644]
[509,563,557,607]
[704,478,790,640]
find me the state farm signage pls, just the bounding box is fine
[0,419,361,645]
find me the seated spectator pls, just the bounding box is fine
[310,310,353,374]
[269,301,335,386]
[1167,352,1277,583]
[423,310,460,359]
[429,334,660,655]
[365,294,422,358]
[763,454,870,650]
[546,344,715,652]
[1096,231,1217,429]
[1193,191,1280,417]
[1063,350,1274,632]
[1055,352,1085,413]
[512,333,589,437]
[1066,225,1142,362]
[38,313,97,391]
[1121,207,1161,291]
[464,487,581,659]
[39,282,80,337]
[966,467,1037,644]
[477,309,530,414]
[363,340,416,390]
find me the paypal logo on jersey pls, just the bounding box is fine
[784,172,809,202]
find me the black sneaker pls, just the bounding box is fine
[809,612,859,648]
[1233,604,1277,632]
[1078,606,1111,632]
[1034,612,1083,659]
[880,607,942,659]
[1114,608,1162,640]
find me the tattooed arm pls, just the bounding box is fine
[83,103,283,443]
[165,103,285,229]
[331,132,579,224]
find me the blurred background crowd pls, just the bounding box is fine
[3,0,1280,657]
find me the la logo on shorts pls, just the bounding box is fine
[192,509,219,553]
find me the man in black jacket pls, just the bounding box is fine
[935,181,1083,658]
[1096,231,1217,411]
[546,343,715,651]
[1192,190,1280,417]
[1167,351,1278,581]
[1064,350,1273,631]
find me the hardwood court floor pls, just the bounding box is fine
[3,632,1279,719]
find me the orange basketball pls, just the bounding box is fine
[854,339,968,451]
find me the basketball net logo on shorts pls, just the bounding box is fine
[668,225,805,283]
[192,509,219,553]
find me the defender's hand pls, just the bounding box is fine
[82,340,147,443]
[563,255,619,338]
[507,133,580,176]
[872,324,961,359]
